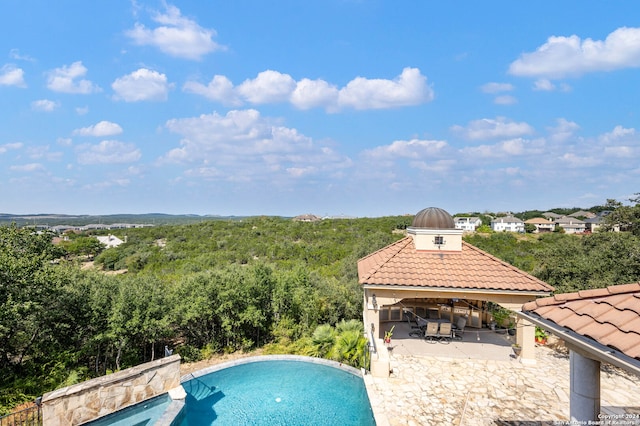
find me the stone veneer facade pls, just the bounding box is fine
[41,354,181,425]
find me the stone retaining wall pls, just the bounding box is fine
[41,355,181,425]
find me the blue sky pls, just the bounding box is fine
[1,1,639,217]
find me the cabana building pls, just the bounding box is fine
[358,207,554,377]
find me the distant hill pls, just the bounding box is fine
[0,213,252,227]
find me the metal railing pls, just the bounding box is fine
[0,399,42,426]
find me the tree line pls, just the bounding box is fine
[0,216,402,413]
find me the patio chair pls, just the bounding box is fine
[424,321,439,343]
[452,317,467,340]
[408,316,428,337]
[437,322,452,344]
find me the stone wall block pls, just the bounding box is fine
[41,355,181,425]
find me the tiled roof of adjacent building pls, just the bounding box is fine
[522,283,640,360]
[357,236,554,293]
[524,217,553,224]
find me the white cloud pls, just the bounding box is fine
[604,146,634,157]
[599,125,636,143]
[597,126,638,158]
[76,140,142,164]
[290,78,339,110]
[451,117,534,141]
[0,142,23,154]
[46,61,101,94]
[237,70,297,104]
[26,145,63,161]
[494,95,517,105]
[73,121,123,137]
[31,99,59,112]
[57,137,72,147]
[76,106,89,115]
[9,49,35,62]
[112,68,173,102]
[459,138,537,159]
[547,118,580,143]
[480,82,514,93]
[10,163,45,172]
[363,139,449,161]
[183,75,241,105]
[559,152,602,168]
[184,67,434,112]
[509,27,640,78]
[162,109,351,181]
[125,4,224,60]
[0,64,26,87]
[337,67,434,110]
[533,79,555,91]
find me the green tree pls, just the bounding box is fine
[602,195,640,235]
[0,226,65,372]
[61,236,105,258]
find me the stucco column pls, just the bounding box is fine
[570,349,600,423]
[363,290,389,377]
[517,317,536,364]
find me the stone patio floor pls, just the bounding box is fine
[364,327,640,425]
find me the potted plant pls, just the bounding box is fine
[490,306,510,333]
[384,325,395,345]
[512,343,522,357]
[535,327,548,344]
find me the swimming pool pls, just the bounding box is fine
[86,392,172,425]
[180,356,376,425]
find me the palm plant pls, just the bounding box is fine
[332,329,366,368]
[308,324,336,358]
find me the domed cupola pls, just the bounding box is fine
[407,207,462,251]
[411,207,456,229]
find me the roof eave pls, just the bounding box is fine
[362,284,552,297]
[518,311,640,378]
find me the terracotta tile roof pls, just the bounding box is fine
[524,217,552,224]
[357,237,554,293]
[522,283,640,360]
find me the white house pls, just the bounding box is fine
[554,217,586,234]
[524,217,555,233]
[454,216,482,231]
[491,216,525,233]
[96,235,125,248]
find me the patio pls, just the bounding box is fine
[364,338,640,425]
[380,320,516,361]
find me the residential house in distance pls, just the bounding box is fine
[524,217,555,233]
[292,214,322,222]
[583,216,603,233]
[585,211,620,233]
[554,217,586,234]
[542,212,563,220]
[491,216,524,233]
[454,216,482,232]
[96,234,125,248]
[568,210,596,219]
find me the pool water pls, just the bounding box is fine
[87,392,171,426]
[180,359,376,426]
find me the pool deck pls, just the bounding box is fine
[364,322,640,425]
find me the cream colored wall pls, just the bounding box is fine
[407,227,463,251]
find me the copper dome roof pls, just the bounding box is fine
[411,207,455,229]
